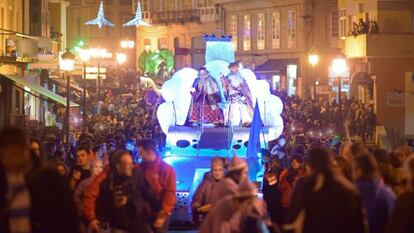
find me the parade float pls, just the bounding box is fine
[156,34,284,221]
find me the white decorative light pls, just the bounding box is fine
[120,40,135,49]
[123,0,151,27]
[85,1,115,29]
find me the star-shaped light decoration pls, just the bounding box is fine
[85,1,115,29]
[123,0,151,27]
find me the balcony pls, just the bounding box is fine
[0,32,61,66]
[345,33,414,58]
[144,10,200,25]
[199,6,223,23]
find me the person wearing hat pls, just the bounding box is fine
[220,61,254,127]
[211,155,249,203]
[189,67,225,125]
[191,157,226,224]
[199,182,269,233]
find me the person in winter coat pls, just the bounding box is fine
[286,147,369,233]
[211,155,249,203]
[191,157,225,224]
[137,139,176,233]
[0,128,78,233]
[262,158,285,225]
[73,158,103,231]
[69,146,92,191]
[199,182,269,233]
[385,154,414,233]
[85,150,158,233]
[355,154,395,233]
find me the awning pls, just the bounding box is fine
[51,78,84,92]
[254,59,298,73]
[1,74,79,107]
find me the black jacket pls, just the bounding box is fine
[287,173,369,233]
[97,167,157,233]
[385,191,414,233]
[0,163,79,233]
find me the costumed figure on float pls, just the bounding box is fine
[189,67,225,125]
[221,61,254,126]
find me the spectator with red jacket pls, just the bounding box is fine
[137,139,176,233]
[84,150,159,233]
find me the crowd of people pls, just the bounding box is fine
[1,129,176,233]
[5,124,414,233]
[190,141,414,233]
[3,66,414,233]
[277,92,376,143]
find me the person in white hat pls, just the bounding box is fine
[199,182,269,233]
[210,154,249,203]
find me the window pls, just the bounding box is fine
[143,38,151,51]
[287,9,296,48]
[229,15,238,50]
[76,17,81,37]
[176,0,182,10]
[198,0,212,8]
[257,13,265,50]
[164,0,174,11]
[243,14,251,51]
[331,9,339,38]
[339,9,347,39]
[271,12,280,49]
[141,0,150,11]
[158,37,168,49]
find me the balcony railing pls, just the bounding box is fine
[199,6,223,23]
[146,10,200,25]
[345,33,414,58]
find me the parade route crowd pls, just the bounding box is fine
[1,71,414,233]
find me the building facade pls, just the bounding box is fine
[67,0,136,50]
[0,0,71,129]
[216,0,340,97]
[337,0,414,142]
[135,0,223,71]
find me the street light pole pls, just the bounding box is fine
[338,75,343,135]
[60,48,75,148]
[66,72,71,147]
[97,58,101,102]
[313,65,317,100]
[79,48,90,128]
[83,61,87,125]
[308,49,319,100]
[332,57,347,136]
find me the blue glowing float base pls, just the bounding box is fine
[162,126,266,222]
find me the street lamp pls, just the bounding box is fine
[120,40,135,49]
[331,57,348,135]
[308,49,319,100]
[79,49,91,126]
[116,52,127,66]
[90,48,111,102]
[60,48,76,147]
